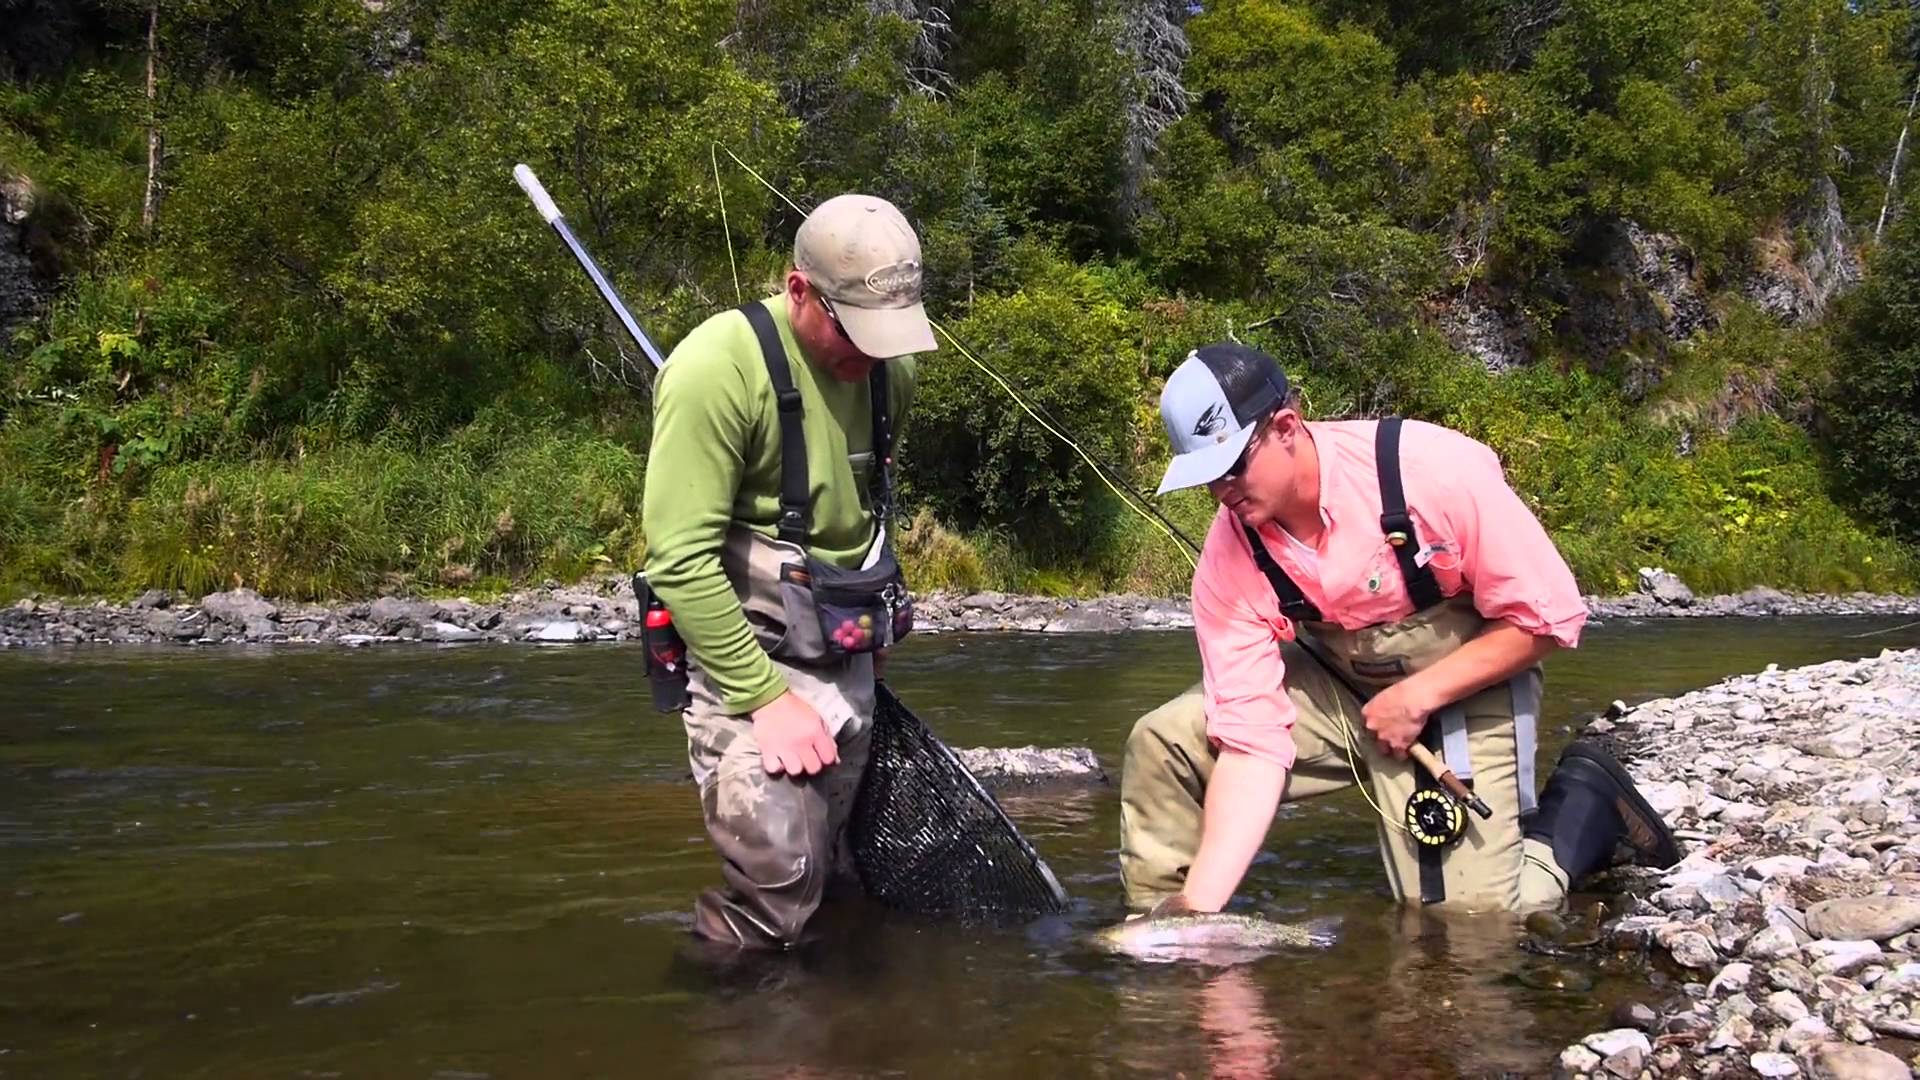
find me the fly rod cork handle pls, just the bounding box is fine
[513,163,562,224]
[1407,743,1494,820]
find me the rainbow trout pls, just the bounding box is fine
[1090,911,1340,964]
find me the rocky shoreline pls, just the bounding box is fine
[2,572,1919,650]
[1548,646,1920,1080]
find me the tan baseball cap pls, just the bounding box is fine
[794,194,938,358]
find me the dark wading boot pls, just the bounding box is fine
[1524,739,1683,886]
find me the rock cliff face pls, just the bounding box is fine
[0,173,52,342]
[1438,186,1863,374]
[1744,177,1863,327]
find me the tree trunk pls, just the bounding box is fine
[141,1,160,236]
[1877,71,1920,244]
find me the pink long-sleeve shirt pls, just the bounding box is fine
[1191,418,1587,770]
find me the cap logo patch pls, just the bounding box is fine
[864,261,921,297]
[1192,403,1227,438]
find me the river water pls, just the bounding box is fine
[4,616,1919,1078]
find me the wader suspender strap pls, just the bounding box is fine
[738,300,895,546]
[740,301,812,546]
[1376,416,1455,905]
[1239,522,1323,625]
[869,362,895,524]
[1375,417,1443,611]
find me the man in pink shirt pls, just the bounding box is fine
[1119,341,1681,916]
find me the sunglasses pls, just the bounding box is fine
[1216,418,1269,484]
[817,292,854,344]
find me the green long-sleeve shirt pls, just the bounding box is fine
[641,294,918,714]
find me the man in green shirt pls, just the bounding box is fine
[643,193,931,948]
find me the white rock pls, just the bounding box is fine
[1842,774,1891,806]
[1700,874,1747,907]
[1710,963,1755,996]
[1736,702,1768,722]
[1767,989,1812,1024]
[1752,1050,1802,1077]
[1558,1043,1602,1075]
[1750,856,1816,881]
[1808,939,1883,976]
[1667,853,1731,884]
[423,620,483,642]
[1724,802,1770,823]
[1581,1028,1652,1058]
[1780,1017,1833,1056]
[1642,780,1693,819]
[532,620,587,643]
[1747,926,1805,961]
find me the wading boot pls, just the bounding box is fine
[1523,739,1683,886]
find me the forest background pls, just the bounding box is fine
[5,0,1920,603]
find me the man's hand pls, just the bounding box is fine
[1361,678,1433,759]
[752,691,838,777]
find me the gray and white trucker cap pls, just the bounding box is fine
[1155,342,1292,495]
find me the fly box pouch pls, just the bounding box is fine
[791,543,913,658]
[720,526,914,665]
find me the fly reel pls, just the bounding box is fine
[1404,788,1468,848]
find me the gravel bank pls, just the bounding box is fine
[1549,646,1920,1080]
[3,578,1919,649]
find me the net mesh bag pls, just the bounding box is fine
[848,683,1071,922]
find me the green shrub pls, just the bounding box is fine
[1826,212,1920,547]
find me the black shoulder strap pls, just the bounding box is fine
[869,362,894,523]
[739,300,810,545]
[1240,522,1323,625]
[1375,417,1443,611]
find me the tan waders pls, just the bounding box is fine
[1117,594,1569,915]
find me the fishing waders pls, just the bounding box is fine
[1119,419,1681,914]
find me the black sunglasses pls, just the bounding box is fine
[817,292,854,343]
[1217,417,1270,484]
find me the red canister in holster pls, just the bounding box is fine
[634,572,690,713]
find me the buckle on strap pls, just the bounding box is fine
[1380,510,1414,547]
[775,387,803,413]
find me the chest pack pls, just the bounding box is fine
[738,299,915,661]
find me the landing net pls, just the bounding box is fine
[848,683,1071,922]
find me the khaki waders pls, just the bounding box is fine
[1118,594,1569,915]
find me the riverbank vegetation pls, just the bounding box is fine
[4,0,1920,602]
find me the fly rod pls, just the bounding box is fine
[513,163,667,371]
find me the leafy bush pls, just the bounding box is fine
[902,250,1145,545]
[1826,212,1920,546]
